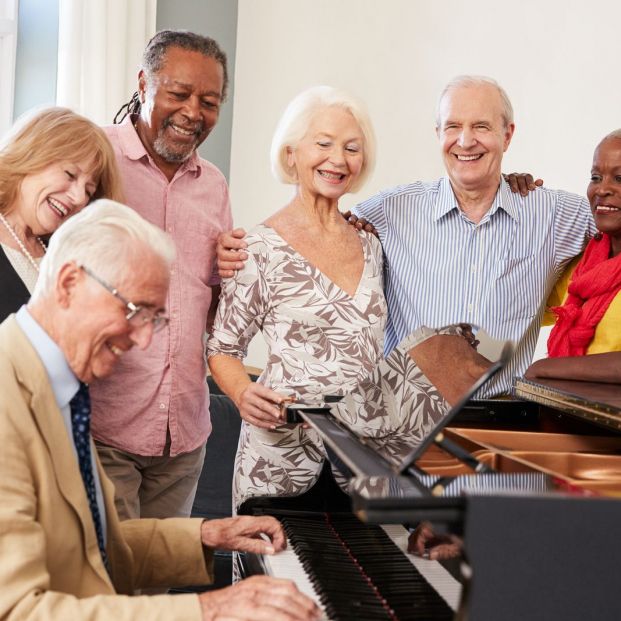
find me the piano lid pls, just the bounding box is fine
[514,376,621,431]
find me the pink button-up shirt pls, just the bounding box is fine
[90,117,232,456]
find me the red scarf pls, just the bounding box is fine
[547,234,621,357]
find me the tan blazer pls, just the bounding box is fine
[0,316,213,620]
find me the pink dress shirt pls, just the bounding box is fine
[90,117,232,456]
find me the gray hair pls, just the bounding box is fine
[270,86,376,194]
[113,29,228,123]
[33,200,175,299]
[142,29,229,101]
[436,75,514,128]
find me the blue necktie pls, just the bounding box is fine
[69,382,109,570]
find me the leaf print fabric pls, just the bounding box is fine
[208,225,460,508]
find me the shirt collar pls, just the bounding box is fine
[15,306,79,409]
[433,176,460,220]
[117,115,202,175]
[433,175,520,222]
[496,176,521,222]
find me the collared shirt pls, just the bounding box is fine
[354,176,596,396]
[15,306,107,541]
[90,117,232,456]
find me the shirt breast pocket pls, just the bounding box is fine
[181,223,220,286]
[492,254,538,322]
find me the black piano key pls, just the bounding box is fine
[276,513,454,621]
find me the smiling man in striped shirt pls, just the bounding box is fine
[352,75,595,398]
[218,75,595,401]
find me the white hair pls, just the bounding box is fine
[270,86,376,194]
[33,199,175,299]
[436,75,514,128]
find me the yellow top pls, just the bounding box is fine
[544,255,621,354]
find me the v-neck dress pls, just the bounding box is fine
[208,224,389,505]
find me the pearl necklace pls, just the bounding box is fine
[0,212,47,273]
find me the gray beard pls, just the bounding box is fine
[153,126,197,163]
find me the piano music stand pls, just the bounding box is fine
[395,341,514,476]
[296,341,514,483]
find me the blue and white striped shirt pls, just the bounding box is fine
[354,176,595,396]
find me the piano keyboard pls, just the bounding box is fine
[258,514,461,621]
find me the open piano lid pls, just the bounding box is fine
[295,340,557,523]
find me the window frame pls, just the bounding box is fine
[0,0,18,136]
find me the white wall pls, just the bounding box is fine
[230,0,621,368]
[157,0,238,179]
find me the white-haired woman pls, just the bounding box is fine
[207,87,444,511]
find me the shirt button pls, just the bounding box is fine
[159,403,166,410]
[168,227,173,233]
[468,303,473,313]
[471,264,477,273]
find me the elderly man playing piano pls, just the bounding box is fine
[0,200,319,621]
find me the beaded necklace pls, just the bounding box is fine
[0,212,47,272]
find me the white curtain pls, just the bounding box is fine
[56,0,156,125]
[0,0,18,136]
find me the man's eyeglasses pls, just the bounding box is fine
[80,265,169,333]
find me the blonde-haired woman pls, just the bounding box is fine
[0,107,123,319]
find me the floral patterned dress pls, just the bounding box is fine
[208,224,451,508]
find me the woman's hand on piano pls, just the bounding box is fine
[201,515,287,555]
[407,521,463,561]
[198,575,321,621]
[235,383,289,429]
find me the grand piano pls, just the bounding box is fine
[238,356,621,621]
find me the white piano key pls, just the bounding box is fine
[263,542,330,621]
[380,523,462,612]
